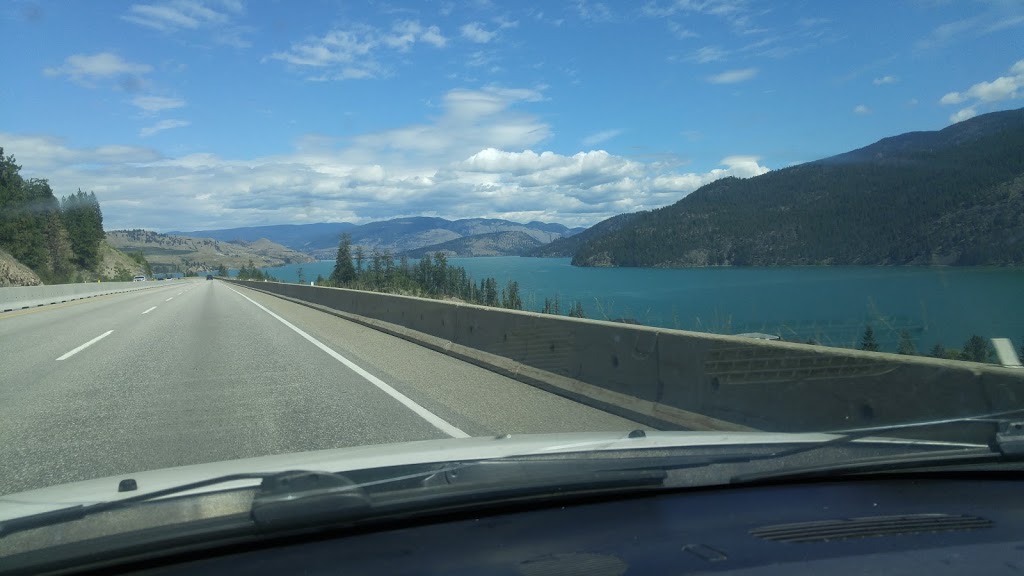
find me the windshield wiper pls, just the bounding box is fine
[730,409,1024,484]
[0,472,274,539]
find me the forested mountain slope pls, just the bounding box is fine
[570,108,1024,267]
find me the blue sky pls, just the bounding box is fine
[2,0,1023,231]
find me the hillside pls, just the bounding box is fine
[94,240,148,281]
[106,230,315,275]
[167,222,357,253]
[525,213,643,257]
[173,217,582,259]
[570,108,1024,268]
[402,231,544,258]
[0,247,42,287]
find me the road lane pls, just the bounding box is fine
[0,280,643,496]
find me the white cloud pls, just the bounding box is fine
[707,67,757,84]
[270,20,448,79]
[853,104,871,115]
[963,75,1020,102]
[575,0,614,22]
[690,46,727,63]
[44,52,152,82]
[872,75,898,85]
[667,21,698,39]
[949,107,977,124]
[581,129,622,147]
[139,119,191,137]
[2,87,772,230]
[460,22,496,43]
[122,0,252,47]
[131,95,186,113]
[940,91,965,105]
[384,20,447,50]
[938,59,1024,122]
[122,0,234,31]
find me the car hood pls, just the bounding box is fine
[0,430,954,522]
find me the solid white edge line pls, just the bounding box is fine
[57,330,114,361]
[142,306,157,314]
[224,284,469,438]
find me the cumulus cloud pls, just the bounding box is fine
[948,107,978,124]
[853,104,871,115]
[131,95,186,113]
[44,52,152,84]
[270,20,448,79]
[139,119,191,137]
[707,68,757,84]
[939,59,1024,123]
[1,86,773,231]
[460,22,496,43]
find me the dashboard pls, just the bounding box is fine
[124,476,1024,575]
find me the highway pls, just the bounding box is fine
[0,280,642,496]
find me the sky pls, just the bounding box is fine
[2,0,1023,232]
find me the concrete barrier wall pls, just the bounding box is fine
[0,281,166,312]
[226,279,1024,435]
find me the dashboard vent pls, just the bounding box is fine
[750,514,992,543]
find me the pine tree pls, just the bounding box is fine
[859,325,879,352]
[896,330,916,355]
[960,334,992,363]
[330,233,356,285]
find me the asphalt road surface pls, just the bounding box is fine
[0,279,642,496]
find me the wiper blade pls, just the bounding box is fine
[730,409,1024,484]
[0,472,274,539]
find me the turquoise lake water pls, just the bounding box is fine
[254,257,1024,353]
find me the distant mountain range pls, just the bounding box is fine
[558,107,1024,268]
[107,230,315,274]
[402,231,544,258]
[173,218,584,259]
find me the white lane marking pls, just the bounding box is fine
[142,306,157,314]
[177,293,183,296]
[57,330,114,361]
[224,285,469,438]
[166,297,174,302]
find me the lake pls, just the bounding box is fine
[255,257,1024,354]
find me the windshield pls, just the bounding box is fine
[2,0,1024,522]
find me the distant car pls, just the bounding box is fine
[206,275,214,280]
[133,275,146,282]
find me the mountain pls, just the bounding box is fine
[167,223,356,253]
[175,218,579,260]
[569,107,1024,268]
[401,231,544,258]
[525,213,643,257]
[107,230,315,275]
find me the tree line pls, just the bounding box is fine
[857,324,1021,365]
[292,233,587,317]
[0,149,109,283]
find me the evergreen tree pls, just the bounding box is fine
[568,301,586,318]
[896,330,916,355]
[960,334,992,363]
[859,325,879,352]
[330,233,356,285]
[354,245,365,273]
